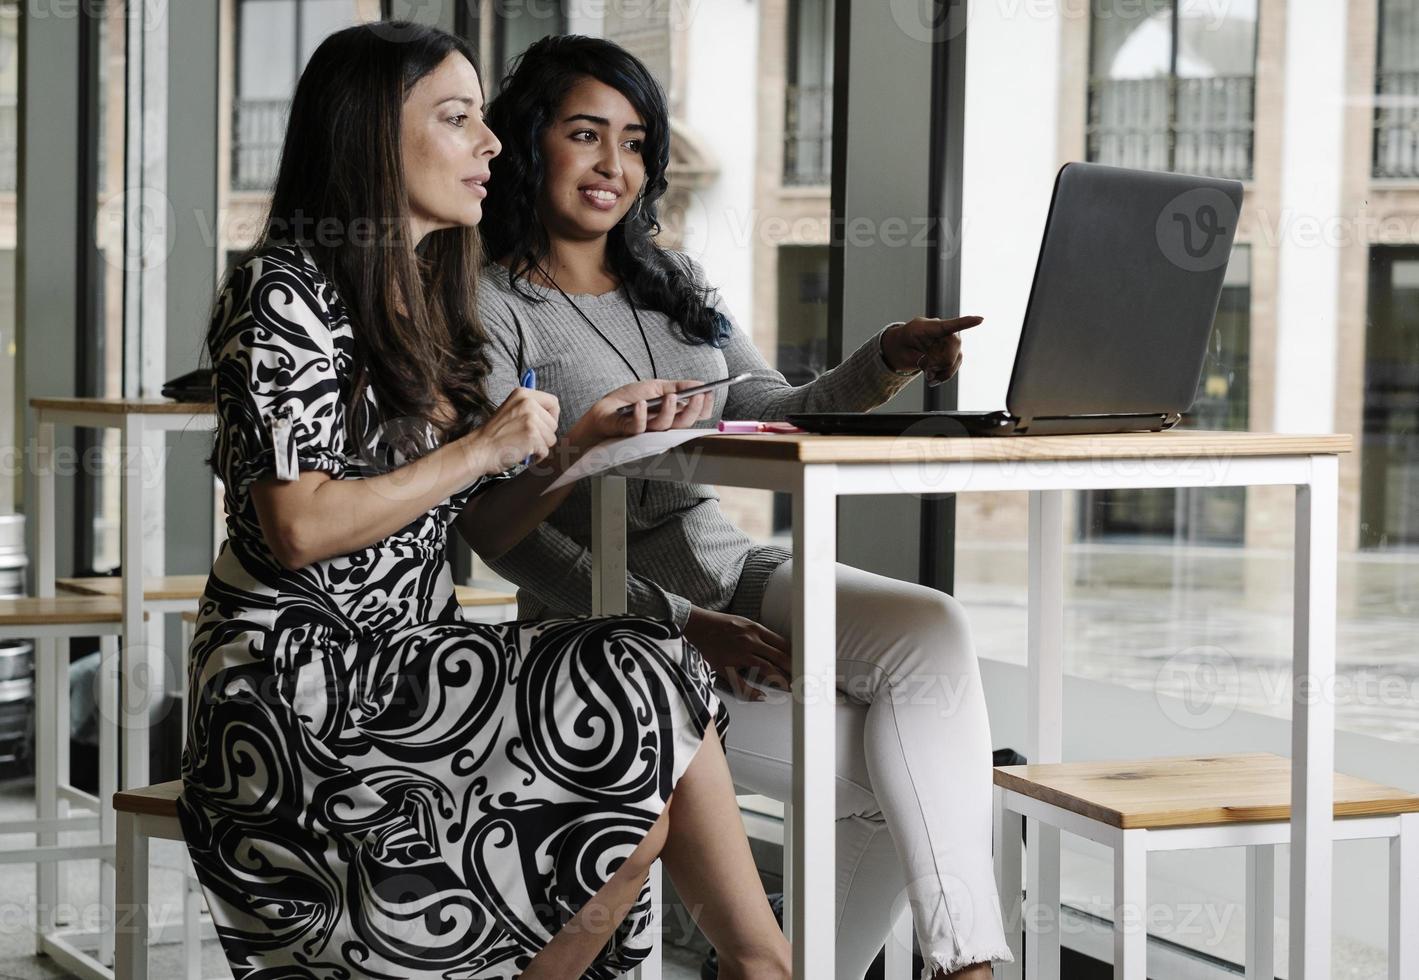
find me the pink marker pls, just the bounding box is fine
[717,421,803,434]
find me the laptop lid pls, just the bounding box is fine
[1005,162,1244,425]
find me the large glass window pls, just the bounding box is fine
[956,0,1415,967]
[1087,0,1257,179]
[1079,246,1251,545]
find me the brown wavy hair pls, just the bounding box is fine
[215,21,495,450]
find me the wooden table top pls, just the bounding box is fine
[994,753,1419,828]
[686,429,1352,464]
[58,575,207,601]
[0,595,149,626]
[29,397,214,415]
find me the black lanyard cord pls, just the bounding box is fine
[538,263,662,510]
[539,263,660,384]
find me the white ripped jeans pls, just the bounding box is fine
[719,561,1013,979]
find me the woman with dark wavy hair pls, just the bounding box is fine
[181,21,790,980]
[478,34,1009,980]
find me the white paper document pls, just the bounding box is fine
[543,429,716,494]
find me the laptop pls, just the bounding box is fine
[789,162,1244,437]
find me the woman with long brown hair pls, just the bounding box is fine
[181,22,790,979]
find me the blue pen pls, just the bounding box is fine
[519,367,537,465]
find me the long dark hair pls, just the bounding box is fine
[209,21,496,448]
[481,34,728,347]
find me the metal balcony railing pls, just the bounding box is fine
[783,83,831,186]
[1086,74,1254,180]
[1374,69,1419,179]
[232,97,290,192]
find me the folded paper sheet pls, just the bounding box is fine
[543,429,717,494]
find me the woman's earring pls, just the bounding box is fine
[627,193,645,225]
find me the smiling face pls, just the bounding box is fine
[536,75,648,243]
[400,52,502,243]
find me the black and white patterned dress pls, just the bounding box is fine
[178,244,728,980]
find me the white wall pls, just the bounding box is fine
[679,0,758,333]
[1271,0,1348,434]
[957,0,1062,411]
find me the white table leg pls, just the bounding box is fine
[98,635,119,966]
[884,904,913,980]
[115,810,149,980]
[591,476,628,618]
[1392,812,1417,980]
[1113,831,1146,979]
[590,477,664,980]
[1291,456,1337,980]
[1026,490,1064,980]
[34,417,60,939]
[993,788,1023,980]
[1247,845,1275,980]
[791,465,837,980]
[120,416,149,790]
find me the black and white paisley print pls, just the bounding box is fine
[180,244,729,980]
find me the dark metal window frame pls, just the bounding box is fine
[74,3,104,574]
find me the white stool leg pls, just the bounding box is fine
[115,810,149,980]
[1246,844,1275,980]
[1392,812,1418,980]
[884,904,913,980]
[98,635,120,965]
[1113,830,1146,980]
[1025,822,1060,980]
[994,788,1023,980]
[33,633,59,942]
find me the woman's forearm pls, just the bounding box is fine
[256,436,491,569]
[455,435,585,560]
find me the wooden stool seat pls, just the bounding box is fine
[0,595,144,627]
[58,575,207,602]
[994,752,1419,978]
[453,584,516,607]
[114,780,182,820]
[994,752,1419,829]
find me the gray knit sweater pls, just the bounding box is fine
[476,260,915,628]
